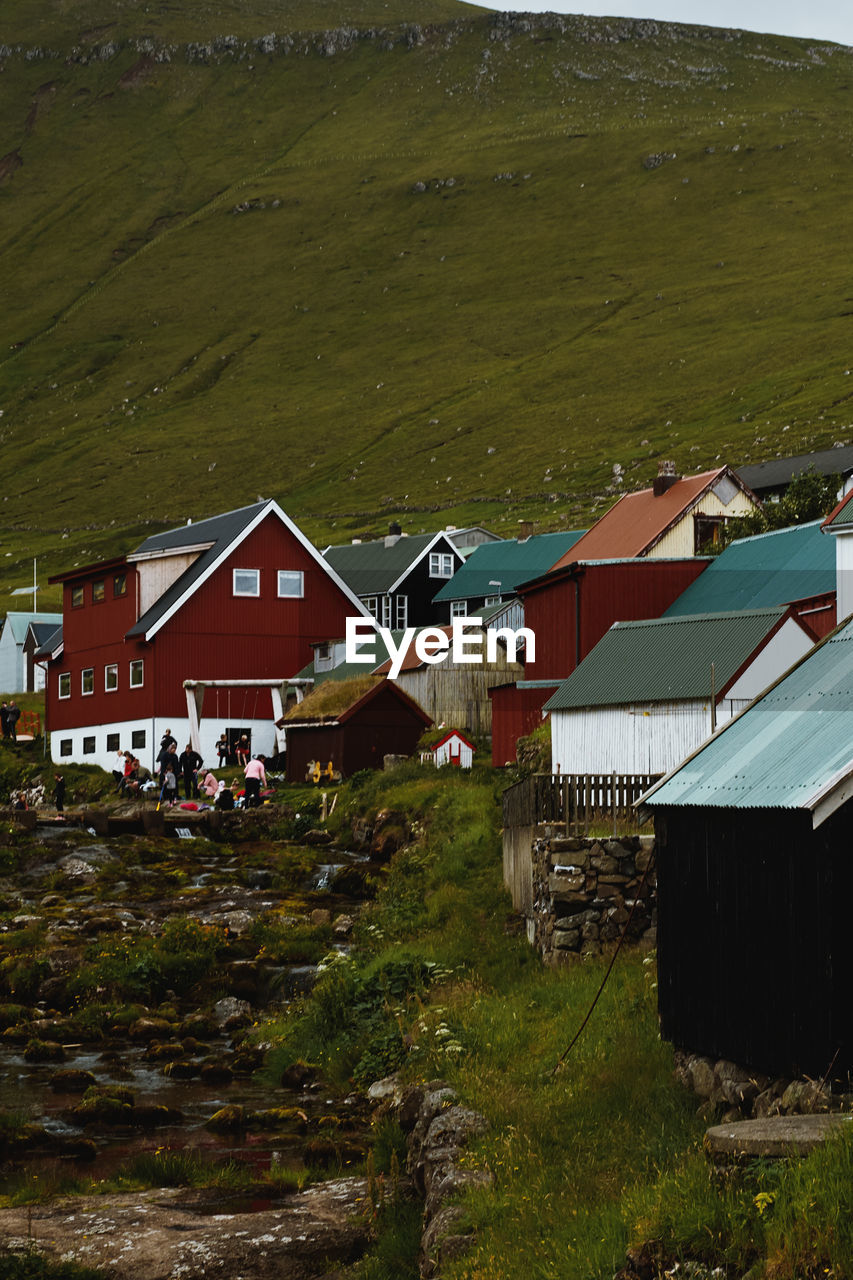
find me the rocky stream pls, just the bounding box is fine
[0,809,387,1278]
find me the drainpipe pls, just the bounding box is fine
[710,662,716,733]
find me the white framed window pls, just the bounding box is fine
[105,664,118,692]
[315,643,332,672]
[129,659,144,688]
[364,596,379,619]
[429,551,455,578]
[484,595,502,607]
[395,594,408,629]
[381,596,392,628]
[278,570,304,598]
[450,601,468,619]
[58,672,71,700]
[233,568,260,597]
[81,668,94,696]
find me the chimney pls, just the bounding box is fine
[351,538,362,545]
[653,459,681,496]
[517,519,534,541]
[385,521,402,548]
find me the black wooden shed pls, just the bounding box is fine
[640,617,853,1081]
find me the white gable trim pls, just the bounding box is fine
[386,531,461,595]
[141,500,370,641]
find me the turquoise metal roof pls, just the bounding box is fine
[642,618,853,813]
[543,608,788,711]
[664,521,835,617]
[824,490,853,529]
[432,530,586,602]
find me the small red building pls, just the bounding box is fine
[44,501,368,771]
[284,677,432,781]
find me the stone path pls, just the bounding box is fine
[0,1177,371,1280]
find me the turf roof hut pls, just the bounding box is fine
[639,617,853,1081]
[283,676,432,782]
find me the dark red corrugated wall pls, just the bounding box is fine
[489,684,558,767]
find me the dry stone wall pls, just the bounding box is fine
[530,833,656,962]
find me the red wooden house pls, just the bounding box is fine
[489,558,708,765]
[43,501,367,771]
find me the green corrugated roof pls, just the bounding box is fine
[323,533,440,594]
[432,530,586,602]
[824,489,853,529]
[643,617,853,812]
[665,521,835,616]
[543,608,788,711]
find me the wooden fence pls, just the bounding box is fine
[502,772,662,836]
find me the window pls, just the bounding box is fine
[450,601,468,619]
[83,736,96,755]
[380,596,391,628]
[105,664,118,692]
[59,739,73,757]
[364,596,379,619]
[395,595,408,629]
[71,585,84,609]
[233,568,260,596]
[484,595,502,607]
[429,552,455,578]
[129,659,144,688]
[131,729,146,750]
[278,570,304,598]
[92,580,105,603]
[58,672,71,700]
[315,643,332,673]
[81,668,94,696]
[113,573,127,597]
[106,732,120,752]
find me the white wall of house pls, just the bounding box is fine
[50,715,279,775]
[725,618,814,701]
[0,627,23,692]
[836,532,853,623]
[550,700,726,776]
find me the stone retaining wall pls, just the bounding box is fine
[530,833,657,962]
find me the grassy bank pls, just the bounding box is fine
[254,762,853,1279]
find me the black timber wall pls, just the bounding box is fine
[654,804,853,1081]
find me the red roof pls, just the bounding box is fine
[550,468,745,567]
[432,729,475,752]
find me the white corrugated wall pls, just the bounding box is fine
[550,700,746,775]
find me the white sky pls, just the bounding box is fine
[469,2,853,47]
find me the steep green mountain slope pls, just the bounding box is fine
[1,3,852,603]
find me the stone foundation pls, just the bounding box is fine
[530,833,657,962]
[673,1049,853,1122]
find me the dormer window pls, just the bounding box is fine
[233,568,260,597]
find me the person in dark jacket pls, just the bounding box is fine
[53,774,65,813]
[179,744,203,800]
[0,702,9,740]
[6,701,20,742]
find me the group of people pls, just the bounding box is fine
[152,728,268,809]
[0,701,21,742]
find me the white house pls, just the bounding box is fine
[0,612,62,692]
[544,607,816,777]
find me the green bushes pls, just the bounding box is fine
[68,919,229,1003]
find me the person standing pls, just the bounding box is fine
[243,754,267,809]
[179,743,203,800]
[53,773,66,813]
[216,733,229,767]
[0,702,9,740]
[6,701,20,743]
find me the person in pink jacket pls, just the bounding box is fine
[243,754,267,809]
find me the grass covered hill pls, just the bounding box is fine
[1,1,852,605]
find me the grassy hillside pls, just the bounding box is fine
[1,3,852,606]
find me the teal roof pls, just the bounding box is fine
[824,490,853,529]
[665,521,835,616]
[2,611,62,643]
[432,530,586,602]
[642,617,853,815]
[323,533,446,595]
[543,608,788,711]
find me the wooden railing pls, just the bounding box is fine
[502,772,662,836]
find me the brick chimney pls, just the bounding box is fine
[517,519,534,541]
[385,521,402,548]
[653,460,681,496]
